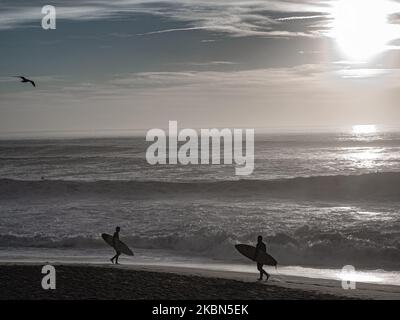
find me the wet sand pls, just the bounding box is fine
[0,263,399,300]
[0,263,343,300]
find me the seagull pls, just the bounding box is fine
[15,76,36,87]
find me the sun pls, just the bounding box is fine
[331,0,399,62]
[352,125,377,134]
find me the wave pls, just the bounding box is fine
[1,172,400,201]
[1,227,399,269]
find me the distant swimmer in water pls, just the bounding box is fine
[254,235,270,281]
[110,226,121,264]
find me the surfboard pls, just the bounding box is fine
[235,244,277,266]
[102,233,134,256]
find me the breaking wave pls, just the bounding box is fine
[1,172,400,269]
[1,226,399,269]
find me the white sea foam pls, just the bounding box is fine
[0,133,400,271]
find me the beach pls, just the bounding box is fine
[3,0,400,304]
[1,136,400,272]
[1,263,399,300]
[1,135,400,301]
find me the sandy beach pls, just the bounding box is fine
[1,263,399,300]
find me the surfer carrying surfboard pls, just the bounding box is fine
[102,228,134,264]
[255,235,270,281]
[235,238,276,281]
[110,226,121,264]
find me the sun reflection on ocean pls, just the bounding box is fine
[352,125,377,135]
[342,147,384,169]
[337,270,383,284]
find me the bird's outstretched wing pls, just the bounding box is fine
[13,76,36,87]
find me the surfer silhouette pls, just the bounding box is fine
[110,226,121,264]
[254,235,270,281]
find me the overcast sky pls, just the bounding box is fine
[2,0,400,136]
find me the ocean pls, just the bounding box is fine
[1,132,400,285]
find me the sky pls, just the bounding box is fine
[2,0,400,136]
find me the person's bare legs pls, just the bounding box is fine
[257,263,270,281]
[115,252,121,264]
[263,269,270,281]
[111,251,121,264]
[257,263,263,280]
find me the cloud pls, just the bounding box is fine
[0,0,333,38]
[2,64,400,133]
[276,15,328,21]
[336,69,391,79]
[0,63,377,99]
[2,63,392,100]
[136,26,208,36]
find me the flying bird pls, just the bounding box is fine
[15,76,36,87]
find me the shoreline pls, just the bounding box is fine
[1,262,399,300]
